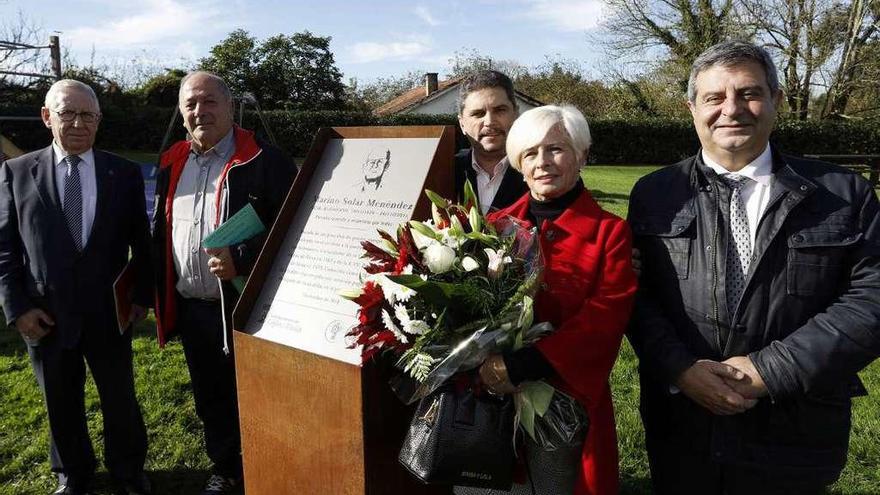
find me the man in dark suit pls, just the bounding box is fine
[455,70,527,213]
[0,80,152,495]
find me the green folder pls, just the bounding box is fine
[202,203,266,292]
[203,203,265,249]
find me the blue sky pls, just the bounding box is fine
[1,0,610,83]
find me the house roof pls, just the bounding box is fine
[373,77,544,116]
[374,77,464,116]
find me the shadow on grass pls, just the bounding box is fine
[0,328,27,359]
[590,188,631,203]
[88,469,211,495]
[0,316,159,358]
[620,473,653,495]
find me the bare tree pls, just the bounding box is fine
[0,10,45,85]
[740,0,841,119]
[446,48,528,80]
[598,0,741,81]
[822,0,879,117]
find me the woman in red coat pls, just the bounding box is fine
[478,105,637,494]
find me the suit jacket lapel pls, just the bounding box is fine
[30,146,61,212]
[31,146,81,254]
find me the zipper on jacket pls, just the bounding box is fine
[216,154,260,355]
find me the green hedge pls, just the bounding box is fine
[2,105,877,165]
[0,105,181,156]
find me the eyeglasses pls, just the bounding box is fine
[52,110,101,123]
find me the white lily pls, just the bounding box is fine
[461,256,480,272]
[468,206,482,232]
[440,229,464,249]
[484,247,513,280]
[449,214,465,237]
[431,203,444,226]
[424,243,456,274]
[337,287,363,301]
[410,229,435,250]
[378,238,398,255]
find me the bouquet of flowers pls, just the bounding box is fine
[340,183,557,437]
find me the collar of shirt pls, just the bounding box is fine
[190,127,235,163]
[470,152,509,180]
[52,141,95,170]
[702,145,773,186]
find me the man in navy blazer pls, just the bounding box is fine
[0,80,152,495]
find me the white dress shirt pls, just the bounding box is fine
[471,153,510,215]
[53,142,97,248]
[703,146,774,244]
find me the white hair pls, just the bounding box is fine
[506,105,591,172]
[44,79,100,110]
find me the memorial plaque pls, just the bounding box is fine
[232,126,454,495]
[244,137,443,363]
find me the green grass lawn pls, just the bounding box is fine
[0,164,877,494]
[110,150,160,164]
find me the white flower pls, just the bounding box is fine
[405,319,430,335]
[411,229,435,250]
[369,274,415,304]
[449,214,465,237]
[424,243,456,274]
[394,304,430,335]
[461,256,480,272]
[378,238,398,255]
[337,287,363,300]
[431,203,444,226]
[394,304,411,324]
[468,206,482,232]
[484,247,512,280]
[440,229,463,249]
[382,309,408,344]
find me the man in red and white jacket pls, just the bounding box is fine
[151,71,297,495]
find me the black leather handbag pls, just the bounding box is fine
[398,385,516,489]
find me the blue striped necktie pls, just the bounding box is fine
[63,154,83,251]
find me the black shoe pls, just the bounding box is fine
[115,472,152,495]
[201,473,242,495]
[52,474,91,495]
[51,483,90,495]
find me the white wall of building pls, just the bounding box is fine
[402,90,539,115]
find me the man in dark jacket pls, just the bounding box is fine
[628,40,880,494]
[151,71,297,495]
[454,70,526,213]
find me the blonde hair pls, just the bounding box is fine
[506,105,591,172]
